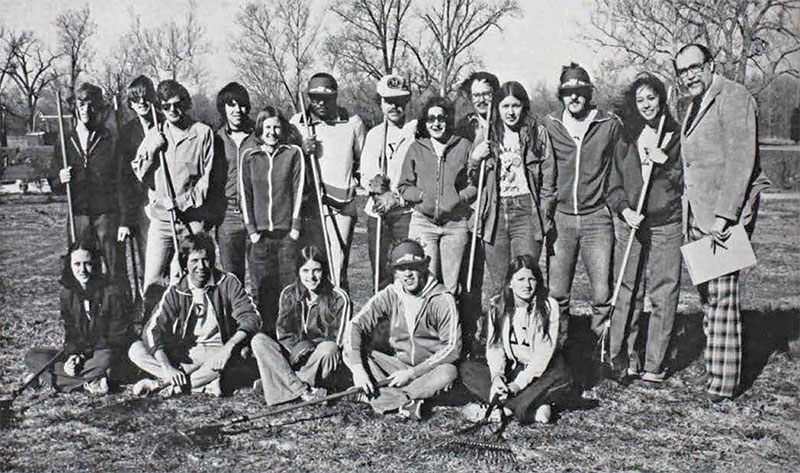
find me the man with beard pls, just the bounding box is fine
[456,71,500,143]
[542,63,621,367]
[290,73,366,290]
[344,240,461,421]
[359,74,417,290]
[128,233,262,397]
[214,82,259,284]
[50,82,126,285]
[132,80,223,300]
[675,44,770,401]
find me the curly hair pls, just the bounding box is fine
[618,72,675,142]
[415,96,455,139]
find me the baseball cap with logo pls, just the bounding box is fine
[558,62,593,92]
[307,73,338,96]
[389,240,429,268]
[377,74,411,98]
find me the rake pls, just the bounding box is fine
[0,349,64,429]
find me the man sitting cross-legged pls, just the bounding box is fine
[344,239,461,420]
[128,232,261,397]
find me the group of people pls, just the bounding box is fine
[22,41,769,427]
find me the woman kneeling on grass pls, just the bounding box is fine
[459,255,572,424]
[250,246,351,405]
[24,237,130,395]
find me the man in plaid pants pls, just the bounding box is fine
[675,44,771,401]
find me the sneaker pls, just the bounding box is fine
[398,399,424,421]
[252,379,263,397]
[300,386,328,402]
[534,404,552,424]
[132,378,161,396]
[83,377,109,395]
[158,384,182,398]
[627,367,641,378]
[200,378,222,398]
[641,371,667,384]
[462,402,502,423]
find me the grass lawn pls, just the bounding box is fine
[0,194,798,473]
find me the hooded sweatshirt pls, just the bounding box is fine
[344,275,461,376]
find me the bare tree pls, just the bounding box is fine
[128,1,208,87]
[54,5,96,96]
[585,0,800,95]
[232,0,321,112]
[326,0,415,80]
[405,0,520,96]
[3,31,59,132]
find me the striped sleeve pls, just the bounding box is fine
[410,292,462,377]
[290,145,306,232]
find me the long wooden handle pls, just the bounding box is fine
[12,349,65,401]
[55,91,76,243]
[466,100,492,292]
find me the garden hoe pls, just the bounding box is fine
[0,349,64,429]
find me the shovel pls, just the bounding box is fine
[0,349,65,429]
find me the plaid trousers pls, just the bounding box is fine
[697,272,741,397]
[688,212,743,398]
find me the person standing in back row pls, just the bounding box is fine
[214,82,259,285]
[675,43,770,401]
[360,74,417,290]
[290,73,366,291]
[543,63,621,353]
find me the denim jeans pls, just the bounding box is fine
[216,209,248,284]
[484,195,543,300]
[301,202,357,291]
[363,350,457,414]
[250,334,342,405]
[126,206,149,293]
[609,218,682,374]
[367,211,411,291]
[408,211,469,294]
[127,340,224,393]
[248,230,298,336]
[25,347,114,393]
[548,207,614,337]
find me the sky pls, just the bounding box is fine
[0,0,600,94]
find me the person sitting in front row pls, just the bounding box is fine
[250,246,351,405]
[343,239,461,421]
[24,237,130,395]
[128,232,262,397]
[460,255,572,424]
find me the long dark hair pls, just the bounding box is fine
[492,80,531,141]
[618,72,677,142]
[290,246,338,326]
[60,235,104,287]
[415,96,455,139]
[489,255,550,345]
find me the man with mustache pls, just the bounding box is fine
[543,63,622,370]
[675,43,770,401]
[290,73,366,290]
[359,74,417,290]
[344,240,461,421]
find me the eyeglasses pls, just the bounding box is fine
[472,91,493,99]
[676,62,707,79]
[426,114,448,124]
[161,101,185,111]
[129,96,150,105]
[559,87,591,98]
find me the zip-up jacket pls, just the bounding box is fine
[241,144,305,235]
[59,275,130,358]
[397,135,477,223]
[543,108,622,216]
[132,119,224,224]
[485,295,560,392]
[116,117,161,226]
[607,118,683,226]
[276,282,351,363]
[469,116,557,243]
[143,269,261,354]
[215,125,259,215]
[343,275,461,377]
[49,126,119,217]
[290,107,366,209]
